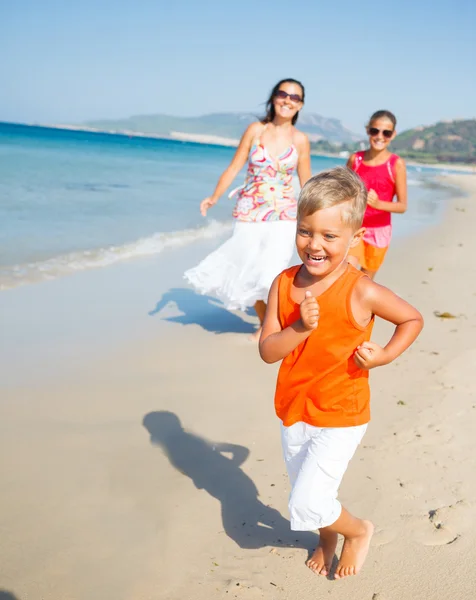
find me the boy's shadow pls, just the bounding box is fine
[0,592,20,600]
[142,411,318,554]
[148,288,256,335]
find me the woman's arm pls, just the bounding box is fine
[259,277,317,364]
[200,123,259,216]
[346,153,356,169]
[367,158,407,214]
[295,133,312,187]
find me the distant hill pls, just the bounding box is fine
[309,118,476,165]
[391,119,476,164]
[82,112,360,144]
[74,114,476,165]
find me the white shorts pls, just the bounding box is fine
[281,421,368,531]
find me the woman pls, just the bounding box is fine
[185,78,311,339]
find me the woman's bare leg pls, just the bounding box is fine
[250,300,267,341]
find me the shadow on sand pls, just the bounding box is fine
[142,411,317,554]
[0,592,20,600]
[148,288,256,335]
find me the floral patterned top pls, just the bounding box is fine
[231,129,299,222]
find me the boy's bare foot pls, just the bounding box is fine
[334,520,374,579]
[306,531,338,576]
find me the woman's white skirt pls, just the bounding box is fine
[184,220,297,310]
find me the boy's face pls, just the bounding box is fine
[296,203,364,278]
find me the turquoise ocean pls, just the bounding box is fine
[0,122,456,291]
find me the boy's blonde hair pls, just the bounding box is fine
[297,167,367,230]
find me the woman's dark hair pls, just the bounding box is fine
[367,110,397,128]
[261,78,305,125]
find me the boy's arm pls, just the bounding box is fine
[259,276,316,364]
[353,278,423,369]
[214,443,249,466]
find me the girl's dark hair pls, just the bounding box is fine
[368,110,397,128]
[261,78,305,125]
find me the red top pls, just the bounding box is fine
[274,264,374,428]
[352,151,399,229]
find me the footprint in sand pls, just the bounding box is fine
[398,480,425,500]
[438,349,476,393]
[372,527,398,547]
[223,578,265,597]
[412,500,473,546]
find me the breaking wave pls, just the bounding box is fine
[0,220,232,291]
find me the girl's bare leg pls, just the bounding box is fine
[347,255,377,280]
[361,268,376,280]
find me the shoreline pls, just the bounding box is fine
[0,170,467,293]
[6,120,476,171]
[406,159,476,173]
[1,175,476,598]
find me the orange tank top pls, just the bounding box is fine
[275,263,374,428]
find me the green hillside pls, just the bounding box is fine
[310,119,476,165]
[391,119,476,164]
[82,113,476,165]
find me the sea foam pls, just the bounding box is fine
[0,220,232,290]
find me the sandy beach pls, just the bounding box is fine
[1,174,476,600]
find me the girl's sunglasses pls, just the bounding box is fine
[275,90,303,103]
[368,127,394,139]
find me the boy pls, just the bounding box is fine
[259,167,423,579]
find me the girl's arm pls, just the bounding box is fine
[259,277,317,364]
[352,277,423,369]
[200,123,259,216]
[295,133,312,187]
[367,158,407,214]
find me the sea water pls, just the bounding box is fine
[0,122,455,291]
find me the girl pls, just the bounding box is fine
[184,79,312,339]
[346,110,407,279]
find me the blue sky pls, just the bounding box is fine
[1,0,475,133]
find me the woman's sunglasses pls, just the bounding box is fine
[368,127,394,139]
[275,90,303,103]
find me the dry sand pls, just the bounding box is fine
[1,174,476,600]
